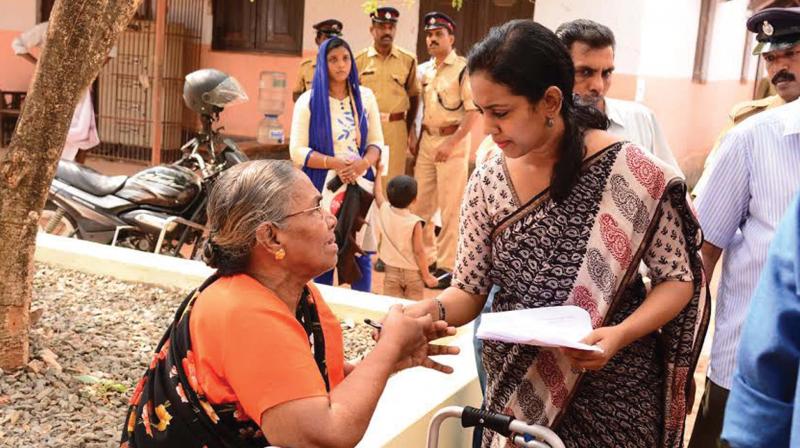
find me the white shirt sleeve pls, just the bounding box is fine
[289,90,313,167]
[694,130,751,249]
[11,22,49,55]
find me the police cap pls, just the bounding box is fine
[423,12,456,34]
[371,6,399,24]
[313,19,343,37]
[747,7,800,55]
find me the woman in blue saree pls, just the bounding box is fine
[290,37,384,291]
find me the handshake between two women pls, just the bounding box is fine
[369,304,460,375]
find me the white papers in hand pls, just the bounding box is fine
[476,305,603,352]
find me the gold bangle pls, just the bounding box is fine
[323,156,328,169]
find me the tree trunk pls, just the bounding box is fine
[0,0,142,370]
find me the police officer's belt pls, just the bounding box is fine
[380,112,406,123]
[422,124,459,136]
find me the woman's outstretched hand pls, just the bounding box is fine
[379,305,459,374]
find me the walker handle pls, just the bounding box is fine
[461,406,514,438]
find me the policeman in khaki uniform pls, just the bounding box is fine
[698,7,800,186]
[414,12,478,288]
[355,7,420,185]
[292,19,343,102]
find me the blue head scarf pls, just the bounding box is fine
[303,37,372,192]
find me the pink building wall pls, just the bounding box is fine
[198,46,309,138]
[608,75,753,181]
[0,0,760,180]
[0,30,38,92]
[1,0,419,143]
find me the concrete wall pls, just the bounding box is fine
[0,0,39,92]
[1,0,762,179]
[707,0,755,82]
[198,0,419,56]
[535,0,647,75]
[535,0,758,182]
[198,0,420,138]
[0,0,420,139]
[0,0,37,29]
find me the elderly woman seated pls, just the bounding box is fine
[120,160,457,448]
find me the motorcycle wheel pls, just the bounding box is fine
[38,202,77,237]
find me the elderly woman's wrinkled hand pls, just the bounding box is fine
[380,305,459,374]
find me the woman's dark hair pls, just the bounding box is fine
[202,160,297,276]
[324,36,350,57]
[467,20,609,202]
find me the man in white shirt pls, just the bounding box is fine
[690,8,800,447]
[12,21,118,163]
[555,19,683,175]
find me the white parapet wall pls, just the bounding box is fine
[34,233,482,447]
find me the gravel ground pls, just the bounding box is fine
[342,321,377,362]
[0,264,375,448]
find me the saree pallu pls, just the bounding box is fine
[120,276,330,447]
[482,143,710,448]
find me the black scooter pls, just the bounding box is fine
[40,111,247,258]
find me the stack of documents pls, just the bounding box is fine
[476,305,603,352]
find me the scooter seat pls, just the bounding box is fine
[55,161,128,196]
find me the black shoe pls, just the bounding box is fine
[434,272,452,290]
[375,258,386,272]
[428,262,437,273]
[431,268,450,278]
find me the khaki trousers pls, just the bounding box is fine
[381,120,408,185]
[383,265,424,300]
[413,131,469,271]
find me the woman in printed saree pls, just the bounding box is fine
[289,37,384,292]
[402,21,710,448]
[120,160,458,448]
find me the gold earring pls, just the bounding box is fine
[274,248,286,261]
